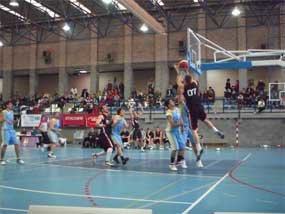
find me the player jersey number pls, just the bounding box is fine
[187,88,197,97]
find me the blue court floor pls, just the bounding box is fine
[0,146,284,214]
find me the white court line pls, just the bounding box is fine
[0,185,192,205]
[137,182,214,209]
[181,153,252,214]
[0,207,27,212]
[18,161,220,179]
[204,160,223,169]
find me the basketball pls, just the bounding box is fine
[178,60,189,69]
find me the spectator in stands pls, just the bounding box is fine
[137,91,144,104]
[82,128,97,148]
[237,92,244,107]
[256,80,265,95]
[81,89,89,98]
[207,87,215,103]
[145,128,154,149]
[153,127,163,149]
[70,87,78,98]
[119,81,124,99]
[256,97,266,113]
[148,80,155,96]
[231,86,237,100]
[225,78,231,90]
[166,85,174,98]
[224,87,232,100]
[245,86,254,105]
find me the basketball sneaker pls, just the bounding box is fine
[181,160,188,169]
[48,153,56,158]
[17,159,24,164]
[169,164,178,171]
[113,156,120,164]
[105,161,115,167]
[177,160,188,169]
[196,160,204,168]
[215,130,225,139]
[122,157,129,165]
[0,160,6,166]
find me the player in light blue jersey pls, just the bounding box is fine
[0,101,24,165]
[164,99,185,171]
[111,108,129,165]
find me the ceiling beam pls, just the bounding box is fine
[117,0,165,34]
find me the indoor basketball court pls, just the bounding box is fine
[0,0,284,214]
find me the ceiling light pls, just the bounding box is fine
[23,0,60,18]
[79,70,88,74]
[0,41,3,47]
[9,0,19,7]
[62,23,71,31]
[151,0,164,6]
[193,0,199,2]
[140,24,149,32]
[68,0,91,15]
[232,7,241,16]
[0,3,26,21]
[102,0,112,4]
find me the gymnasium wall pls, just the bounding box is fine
[0,79,3,95]
[1,9,284,97]
[13,76,29,96]
[99,72,123,91]
[68,74,90,95]
[38,74,58,95]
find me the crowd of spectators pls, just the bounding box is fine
[0,77,283,115]
[223,78,269,108]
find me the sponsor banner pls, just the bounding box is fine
[21,114,42,127]
[86,115,99,128]
[62,114,86,127]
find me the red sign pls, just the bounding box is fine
[62,114,86,127]
[86,115,99,128]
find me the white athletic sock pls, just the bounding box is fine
[212,127,218,132]
[105,148,112,162]
[196,143,202,153]
[96,151,105,157]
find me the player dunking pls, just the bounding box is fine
[92,105,114,167]
[177,66,224,167]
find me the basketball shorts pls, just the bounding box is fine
[2,129,19,145]
[189,105,207,130]
[165,130,185,150]
[132,129,142,140]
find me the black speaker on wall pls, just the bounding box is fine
[42,50,52,64]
